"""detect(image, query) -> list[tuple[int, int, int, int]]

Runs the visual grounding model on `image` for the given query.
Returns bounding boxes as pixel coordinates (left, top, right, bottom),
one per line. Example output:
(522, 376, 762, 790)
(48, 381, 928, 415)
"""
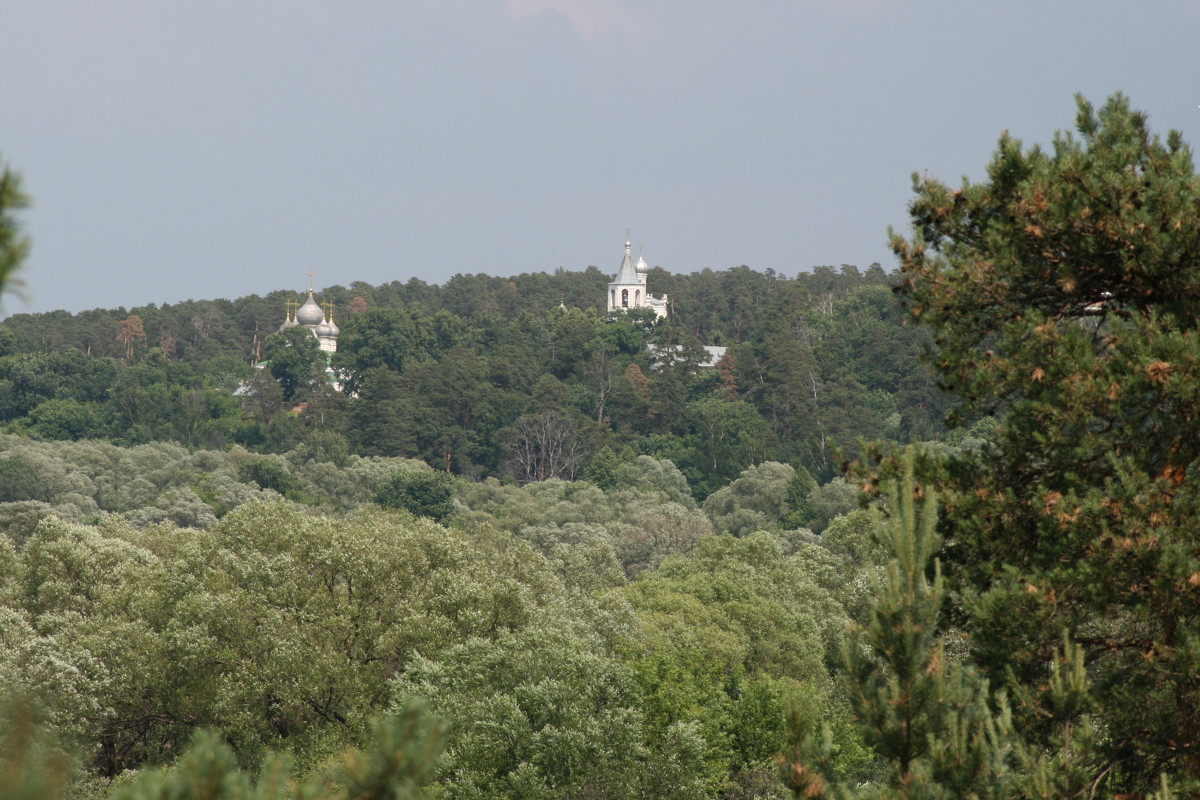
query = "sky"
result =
(2, 0, 1199, 317)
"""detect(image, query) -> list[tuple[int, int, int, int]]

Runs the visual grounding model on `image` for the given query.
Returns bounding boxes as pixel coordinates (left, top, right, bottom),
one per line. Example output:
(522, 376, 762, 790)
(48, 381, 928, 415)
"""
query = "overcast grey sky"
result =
(2, 0, 1198, 316)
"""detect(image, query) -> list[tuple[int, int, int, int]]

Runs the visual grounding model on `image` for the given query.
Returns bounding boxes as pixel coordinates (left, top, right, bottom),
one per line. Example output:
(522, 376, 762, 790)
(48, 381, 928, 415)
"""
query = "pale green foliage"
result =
(0, 501, 577, 779)
(17, 516, 155, 619)
(616, 532, 852, 795)
(455, 467, 714, 578)
(703, 461, 794, 536)
(91, 441, 194, 510)
(0, 437, 441, 531)
(390, 627, 699, 800)
(521, 479, 615, 525)
(0, 606, 109, 748)
(820, 509, 887, 568)
(196, 504, 563, 763)
(123, 487, 220, 529)
(786, 511, 882, 628)
(612, 455, 697, 509)
(517, 522, 627, 591)
(0, 501, 62, 546)
(337, 454, 434, 493)
(192, 470, 282, 518)
(623, 533, 844, 680)
(0, 445, 97, 505)
(614, 499, 712, 577)
(931, 416, 999, 458)
(0, 438, 898, 796)
(454, 477, 548, 530)
(2, 519, 158, 754)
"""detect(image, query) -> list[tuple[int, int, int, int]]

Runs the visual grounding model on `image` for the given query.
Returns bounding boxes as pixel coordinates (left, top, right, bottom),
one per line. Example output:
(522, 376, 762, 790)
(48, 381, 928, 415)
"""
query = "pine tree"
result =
(0, 700, 444, 800)
(779, 450, 1181, 799)
(0, 153, 30, 304)
(892, 93, 1200, 792)
(781, 452, 1015, 800)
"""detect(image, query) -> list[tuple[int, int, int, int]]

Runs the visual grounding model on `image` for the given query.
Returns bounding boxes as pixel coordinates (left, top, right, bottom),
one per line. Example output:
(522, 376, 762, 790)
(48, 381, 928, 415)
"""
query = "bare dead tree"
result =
(191, 307, 223, 344)
(586, 347, 619, 424)
(117, 314, 145, 360)
(507, 410, 585, 484)
(815, 292, 835, 315)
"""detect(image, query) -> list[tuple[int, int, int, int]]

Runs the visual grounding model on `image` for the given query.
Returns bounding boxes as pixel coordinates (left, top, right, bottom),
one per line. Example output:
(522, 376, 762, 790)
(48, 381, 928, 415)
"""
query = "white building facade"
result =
(607, 236, 668, 319)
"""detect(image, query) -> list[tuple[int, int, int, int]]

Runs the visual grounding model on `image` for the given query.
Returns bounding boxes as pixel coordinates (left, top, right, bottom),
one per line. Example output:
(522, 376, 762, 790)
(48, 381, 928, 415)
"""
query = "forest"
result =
(4, 93, 1200, 799)
(0, 254, 942, 496)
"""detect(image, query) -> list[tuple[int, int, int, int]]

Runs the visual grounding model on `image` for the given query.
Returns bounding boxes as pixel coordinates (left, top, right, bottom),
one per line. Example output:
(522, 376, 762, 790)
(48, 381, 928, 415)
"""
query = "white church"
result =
(261, 234, 706, 385)
(278, 287, 339, 353)
(607, 235, 669, 319)
(606, 233, 727, 368)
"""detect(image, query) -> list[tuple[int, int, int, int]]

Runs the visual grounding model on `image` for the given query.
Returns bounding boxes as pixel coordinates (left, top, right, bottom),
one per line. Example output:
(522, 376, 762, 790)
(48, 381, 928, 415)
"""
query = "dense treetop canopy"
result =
(9, 93, 1200, 799)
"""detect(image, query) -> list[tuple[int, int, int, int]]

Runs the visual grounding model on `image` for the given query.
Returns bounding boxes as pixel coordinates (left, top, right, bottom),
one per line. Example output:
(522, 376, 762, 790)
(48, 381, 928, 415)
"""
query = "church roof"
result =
(296, 290, 324, 326)
(611, 239, 641, 285)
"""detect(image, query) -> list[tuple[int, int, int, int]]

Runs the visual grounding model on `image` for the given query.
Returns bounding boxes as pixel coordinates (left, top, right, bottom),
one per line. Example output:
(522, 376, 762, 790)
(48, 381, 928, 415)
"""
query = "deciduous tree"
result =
(261, 325, 324, 402)
(505, 409, 585, 484)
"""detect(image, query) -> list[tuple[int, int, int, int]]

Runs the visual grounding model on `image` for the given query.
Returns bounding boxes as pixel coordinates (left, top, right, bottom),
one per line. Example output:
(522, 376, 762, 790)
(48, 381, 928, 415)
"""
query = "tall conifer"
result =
(892, 93, 1200, 793)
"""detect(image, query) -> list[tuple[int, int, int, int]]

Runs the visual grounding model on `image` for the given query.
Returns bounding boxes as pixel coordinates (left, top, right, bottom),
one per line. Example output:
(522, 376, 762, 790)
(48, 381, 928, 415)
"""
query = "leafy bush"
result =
(238, 456, 304, 499)
(0, 453, 41, 502)
(374, 470, 455, 522)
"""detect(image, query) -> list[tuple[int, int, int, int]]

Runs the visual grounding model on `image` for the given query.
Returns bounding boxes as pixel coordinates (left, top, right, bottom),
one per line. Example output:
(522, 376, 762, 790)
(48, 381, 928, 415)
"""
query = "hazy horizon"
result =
(3, 0, 1198, 317)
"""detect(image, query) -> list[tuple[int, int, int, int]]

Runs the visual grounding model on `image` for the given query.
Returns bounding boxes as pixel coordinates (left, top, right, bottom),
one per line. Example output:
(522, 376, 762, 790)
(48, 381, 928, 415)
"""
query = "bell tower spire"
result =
(606, 229, 669, 319)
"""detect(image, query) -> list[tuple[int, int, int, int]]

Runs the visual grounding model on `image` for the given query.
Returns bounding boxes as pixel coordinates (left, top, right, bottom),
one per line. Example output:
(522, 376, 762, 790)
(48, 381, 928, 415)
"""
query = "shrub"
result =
(374, 470, 455, 522)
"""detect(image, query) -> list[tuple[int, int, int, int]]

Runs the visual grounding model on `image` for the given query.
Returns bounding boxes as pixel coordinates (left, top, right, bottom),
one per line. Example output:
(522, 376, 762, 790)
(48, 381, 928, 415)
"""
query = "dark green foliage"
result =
(0, 452, 41, 502)
(0, 325, 17, 357)
(238, 456, 304, 499)
(0, 698, 444, 800)
(331, 307, 455, 396)
(373, 470, 454, 521)
(781, 455, 1015, 800)
(262, 326, 325, 402)
(0, 350, 117, 418)
(686, 398, 768, 497)
(25, 398, 105, 440)
(889, 93, 1200, 793)
(0, 348, 251, 447)
(581, 445, 621, 489)
(347, 368, 412, 457)
(3, 253, 947, 482)
(782, 465, 818, 529)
